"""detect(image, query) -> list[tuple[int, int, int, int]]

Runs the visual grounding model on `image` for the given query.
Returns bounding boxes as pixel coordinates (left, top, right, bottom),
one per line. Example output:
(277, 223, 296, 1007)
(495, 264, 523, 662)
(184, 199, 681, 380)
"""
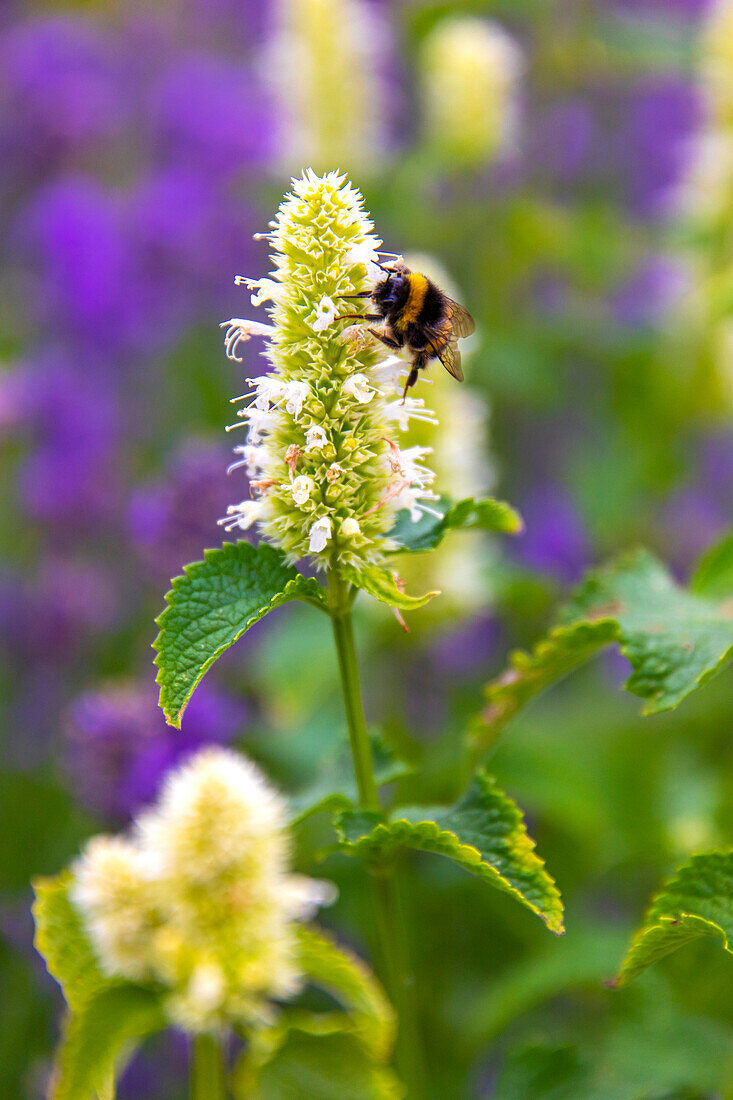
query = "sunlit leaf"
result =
(475, 549, 733, 751)
(692, 531, 733, 600)
(32, 872, 106, 1012)
(614, 851, 733, 987)
(345, 564, 439, 610)
(297, 926, 395, 1061)
(52, 984, 166, 1100)
(387, 495, 522, 554)
(336, 772, 564, 934)
(154, 541, 326, 727)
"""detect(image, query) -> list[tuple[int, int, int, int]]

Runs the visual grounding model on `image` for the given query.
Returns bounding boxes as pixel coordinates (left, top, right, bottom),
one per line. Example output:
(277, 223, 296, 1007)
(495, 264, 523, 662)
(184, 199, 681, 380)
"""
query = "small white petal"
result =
(283, 380, 310, 418)
(218, 500, 263, 531)
(308, 516, 332, 553)
(342, 373, 374, 403)
(291, 475, 315, 506)
(311, 296, 337, 333)
(239, 278, 284, 306)
(305, 425, 328, 451)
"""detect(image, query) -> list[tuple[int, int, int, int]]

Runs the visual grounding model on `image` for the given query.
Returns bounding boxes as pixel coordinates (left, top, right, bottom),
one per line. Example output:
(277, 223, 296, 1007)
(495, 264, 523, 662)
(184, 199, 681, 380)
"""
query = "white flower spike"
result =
(221, 170, 439, 571)
(71, 747, 336, 1032)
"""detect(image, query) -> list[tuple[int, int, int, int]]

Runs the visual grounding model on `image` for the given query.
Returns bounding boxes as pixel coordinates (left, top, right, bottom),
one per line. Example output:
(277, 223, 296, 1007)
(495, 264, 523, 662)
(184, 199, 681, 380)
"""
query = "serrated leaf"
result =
(336, 772, 564, 935)
(53, 984, 166, 1100)
(344, 564, 439, 610)
(296, 926, 395, 1061)
(242, 1030, 403, 1100)
(476, 549, 733, 749)
(154, 541, 325, 727)
(614, 851, 733, 987)
(692, 531, 733, 600)
(32, 872, 107, 1012)
(288, 737, 413, 826)
(387, 495, 522, 554)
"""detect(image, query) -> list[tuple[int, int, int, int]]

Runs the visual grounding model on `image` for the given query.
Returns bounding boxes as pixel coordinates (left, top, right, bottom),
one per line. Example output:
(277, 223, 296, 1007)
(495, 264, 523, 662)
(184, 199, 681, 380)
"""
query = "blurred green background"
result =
(2, 0, 733, 1095)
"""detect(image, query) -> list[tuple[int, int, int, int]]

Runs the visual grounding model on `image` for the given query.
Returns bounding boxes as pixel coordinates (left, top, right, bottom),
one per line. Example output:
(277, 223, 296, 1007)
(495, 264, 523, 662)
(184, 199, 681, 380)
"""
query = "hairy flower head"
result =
(221, 170, 440, 572)
(71, 747, 335, 1031)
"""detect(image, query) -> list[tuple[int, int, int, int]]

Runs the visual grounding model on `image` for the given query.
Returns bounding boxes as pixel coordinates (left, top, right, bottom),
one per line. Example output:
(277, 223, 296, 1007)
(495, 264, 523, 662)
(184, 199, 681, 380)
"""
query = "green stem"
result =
(190, 1032, 227, 1100)
(328, 569, 427, 1097)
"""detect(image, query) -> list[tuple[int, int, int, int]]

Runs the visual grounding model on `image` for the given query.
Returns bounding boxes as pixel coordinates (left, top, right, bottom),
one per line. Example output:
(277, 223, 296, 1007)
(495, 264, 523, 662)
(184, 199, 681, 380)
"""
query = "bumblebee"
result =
(337, 261, 475, 399)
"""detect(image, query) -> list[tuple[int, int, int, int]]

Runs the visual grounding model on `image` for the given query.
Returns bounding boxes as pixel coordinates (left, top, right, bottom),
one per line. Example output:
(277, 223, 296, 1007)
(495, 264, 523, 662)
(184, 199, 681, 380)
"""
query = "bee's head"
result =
(373, 262, 410, 310)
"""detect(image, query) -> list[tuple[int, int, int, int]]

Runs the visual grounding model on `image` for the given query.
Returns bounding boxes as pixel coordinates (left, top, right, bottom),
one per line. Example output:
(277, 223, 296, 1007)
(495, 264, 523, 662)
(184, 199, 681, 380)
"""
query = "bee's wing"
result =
(444, 297, 475, 339)
(434, 336, 464, 382)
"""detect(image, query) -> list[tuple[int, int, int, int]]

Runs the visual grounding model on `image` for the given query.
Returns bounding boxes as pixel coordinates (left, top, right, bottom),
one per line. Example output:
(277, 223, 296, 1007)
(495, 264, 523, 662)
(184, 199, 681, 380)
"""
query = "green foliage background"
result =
(4, 0, 733, 1096)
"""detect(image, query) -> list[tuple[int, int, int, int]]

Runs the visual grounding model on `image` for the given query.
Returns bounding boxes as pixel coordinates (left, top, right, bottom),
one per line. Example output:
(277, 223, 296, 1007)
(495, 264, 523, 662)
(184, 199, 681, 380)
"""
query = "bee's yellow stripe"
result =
(398, 273, 428, 327)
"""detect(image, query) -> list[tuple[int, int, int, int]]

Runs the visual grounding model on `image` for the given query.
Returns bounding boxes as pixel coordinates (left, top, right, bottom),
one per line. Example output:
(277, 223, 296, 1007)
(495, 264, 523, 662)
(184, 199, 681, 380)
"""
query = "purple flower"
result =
(8, 352, 121, 527)
(659, 485, 728, 574)
(430, 616, 503, 680)
(0, 557, 119, 664)
(149, 51, 274, 179)
(610, 255, 690, 328)
(514, 484, 590, 584)
(0, 15, 128, 164)
(66, 679, 247, 822)
(129, 167, 261, 330)
(13, 176, 146, 356)
(127, 440, 236, 582)
(618, 76, 701, 219)
(532, 99, 595, 183)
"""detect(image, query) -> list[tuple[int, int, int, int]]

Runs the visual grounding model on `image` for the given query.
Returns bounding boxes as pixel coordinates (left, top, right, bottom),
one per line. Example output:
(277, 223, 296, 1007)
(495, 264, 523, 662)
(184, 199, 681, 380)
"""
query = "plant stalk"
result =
(328, 569, 427, 1097)
(190, 1032, 227, 1100)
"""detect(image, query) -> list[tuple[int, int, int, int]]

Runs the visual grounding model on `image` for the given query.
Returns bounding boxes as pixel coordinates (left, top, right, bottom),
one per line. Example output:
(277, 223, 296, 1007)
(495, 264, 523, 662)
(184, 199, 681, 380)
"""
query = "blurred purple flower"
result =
(659, 485, 727, 573)
(119, 1031, 189, 1100)
(127, 440, 235, 582)
(618, 76, 701, 219)
(7, 353, 121, 527)
(66, 679, 247, 822)
(607, 0, 712, 19)
(431, 616, 503, 680)
(532, 99, 595, 183)
(514, 484, 590, 584)
(149, 51, 274, 179)
(129, 167, 259, 327)
(0, 16, 127, 165)
(0, 556, 119, 664)
(14, 176, 147, 356)
(610, 255, 690, 328)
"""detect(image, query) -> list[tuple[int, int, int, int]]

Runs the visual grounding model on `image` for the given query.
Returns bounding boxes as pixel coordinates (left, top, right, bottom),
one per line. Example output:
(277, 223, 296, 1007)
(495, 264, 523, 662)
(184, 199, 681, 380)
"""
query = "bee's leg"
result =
(401, 367, 420, 403)
(336, 293, 372, 299)
(335, 313, 383, 322)
(366, 326, 402, 351)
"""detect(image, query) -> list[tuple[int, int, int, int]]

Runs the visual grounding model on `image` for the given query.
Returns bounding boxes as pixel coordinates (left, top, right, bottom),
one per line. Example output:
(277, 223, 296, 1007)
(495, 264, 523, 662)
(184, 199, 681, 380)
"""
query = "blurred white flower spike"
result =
(72, 747, 336, 1032)
(220, 169, 439, 573)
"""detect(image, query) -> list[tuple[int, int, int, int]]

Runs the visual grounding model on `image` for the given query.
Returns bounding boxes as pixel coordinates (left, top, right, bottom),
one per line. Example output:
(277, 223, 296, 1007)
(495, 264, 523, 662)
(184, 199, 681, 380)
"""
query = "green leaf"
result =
(344, 564, 439, 611)
(52, 984, 166, 1100)
(692, 531, 733, 600)
(614, 851, 733, 987)
(154, 541, 325, 727)
(32, 872, 106, 1012)
(240, 1029, 402, 1100)
(387, 495, 522, 554)
(336, 772, 564, 935)
(288, 736, 413, 826)
(475, 549, 733, 749)
(296, 926, 396, 1061)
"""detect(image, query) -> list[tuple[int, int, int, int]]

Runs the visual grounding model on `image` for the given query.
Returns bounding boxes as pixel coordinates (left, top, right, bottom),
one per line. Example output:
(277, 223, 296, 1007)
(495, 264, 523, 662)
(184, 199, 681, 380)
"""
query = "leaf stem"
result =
(328, 568, 427, 1097)
(190, 1032, 227, 1100)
